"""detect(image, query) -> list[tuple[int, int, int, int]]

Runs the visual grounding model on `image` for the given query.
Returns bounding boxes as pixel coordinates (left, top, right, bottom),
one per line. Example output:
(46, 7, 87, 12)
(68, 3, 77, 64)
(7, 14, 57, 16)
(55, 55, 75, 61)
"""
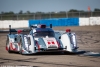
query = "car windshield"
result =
(34, 31, 55, 37)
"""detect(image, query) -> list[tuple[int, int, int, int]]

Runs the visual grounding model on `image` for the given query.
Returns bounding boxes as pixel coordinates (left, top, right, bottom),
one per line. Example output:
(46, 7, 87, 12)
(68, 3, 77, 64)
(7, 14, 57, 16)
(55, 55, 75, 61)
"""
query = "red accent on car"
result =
(36, 41, 40, 51)
(66, 29, 71, 32)
(39, 24, 46, 28)
(17, 30, 22, 34)
(48, 42, 51, 44)
(6, 46, 8, 51)
(10, 43, 17, 51)
(52, 41, 55, 44)
(57, 41, 60, 48)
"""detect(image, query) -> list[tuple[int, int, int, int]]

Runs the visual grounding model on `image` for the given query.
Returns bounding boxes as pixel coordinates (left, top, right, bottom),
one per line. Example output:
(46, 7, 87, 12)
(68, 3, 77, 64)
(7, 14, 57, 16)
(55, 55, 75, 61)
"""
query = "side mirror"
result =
(59, 36, 61, 39)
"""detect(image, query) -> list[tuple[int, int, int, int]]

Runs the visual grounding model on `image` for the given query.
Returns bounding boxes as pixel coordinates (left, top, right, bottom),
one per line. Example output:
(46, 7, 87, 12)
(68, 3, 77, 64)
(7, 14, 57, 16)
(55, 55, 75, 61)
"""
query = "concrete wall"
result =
(29, 18, 79, 27)
(0, 17, 100, 29)
(79, 17, 100, 26)
(79, 18, 89, 26)
(0, 20, 28, 29)
(89, 17, 100, 25)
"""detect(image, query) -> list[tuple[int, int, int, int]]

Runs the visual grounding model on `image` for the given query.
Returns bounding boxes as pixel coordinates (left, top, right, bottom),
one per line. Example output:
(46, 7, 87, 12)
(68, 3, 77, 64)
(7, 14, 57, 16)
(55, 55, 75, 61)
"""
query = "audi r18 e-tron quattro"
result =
(6, 24, 78, 54)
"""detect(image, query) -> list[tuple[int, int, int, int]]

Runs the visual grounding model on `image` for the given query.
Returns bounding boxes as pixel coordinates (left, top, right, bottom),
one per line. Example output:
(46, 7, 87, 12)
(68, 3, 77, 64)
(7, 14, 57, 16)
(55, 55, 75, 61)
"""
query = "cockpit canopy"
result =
(33, 31, 55, 37)
(31, 24, 55, 37)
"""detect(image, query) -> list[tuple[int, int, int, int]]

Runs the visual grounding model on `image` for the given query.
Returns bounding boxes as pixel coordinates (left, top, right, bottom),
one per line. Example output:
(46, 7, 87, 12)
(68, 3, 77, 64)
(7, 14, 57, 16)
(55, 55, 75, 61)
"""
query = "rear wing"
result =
(9, 25, 31, 35)
(9, 24, 52, 34)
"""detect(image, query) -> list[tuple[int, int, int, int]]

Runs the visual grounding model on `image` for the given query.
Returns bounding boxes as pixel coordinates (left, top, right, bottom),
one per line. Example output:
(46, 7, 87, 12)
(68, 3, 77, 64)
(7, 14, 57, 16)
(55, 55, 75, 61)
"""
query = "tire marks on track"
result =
(76, 31, 100, 45)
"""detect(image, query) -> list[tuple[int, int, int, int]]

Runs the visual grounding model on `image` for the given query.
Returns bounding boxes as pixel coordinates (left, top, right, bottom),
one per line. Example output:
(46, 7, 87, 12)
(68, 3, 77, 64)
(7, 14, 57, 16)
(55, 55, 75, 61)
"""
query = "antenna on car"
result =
(9, 25, 11, 35)
(50, 24, 52, 28)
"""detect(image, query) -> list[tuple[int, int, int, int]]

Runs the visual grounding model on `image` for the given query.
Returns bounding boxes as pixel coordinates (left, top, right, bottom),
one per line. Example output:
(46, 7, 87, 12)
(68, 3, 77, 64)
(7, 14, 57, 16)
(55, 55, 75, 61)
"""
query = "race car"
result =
(6, 24, 79, 54)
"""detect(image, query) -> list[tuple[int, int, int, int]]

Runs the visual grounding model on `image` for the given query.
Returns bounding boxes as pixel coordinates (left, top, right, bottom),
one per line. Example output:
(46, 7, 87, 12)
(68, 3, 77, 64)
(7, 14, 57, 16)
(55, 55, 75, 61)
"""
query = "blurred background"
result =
(0, 9, 100, 20)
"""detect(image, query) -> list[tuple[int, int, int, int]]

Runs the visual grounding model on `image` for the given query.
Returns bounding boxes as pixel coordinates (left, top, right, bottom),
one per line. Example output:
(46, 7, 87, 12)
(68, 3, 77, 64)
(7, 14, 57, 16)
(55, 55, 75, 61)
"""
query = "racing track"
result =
(0, 26, 100, 67)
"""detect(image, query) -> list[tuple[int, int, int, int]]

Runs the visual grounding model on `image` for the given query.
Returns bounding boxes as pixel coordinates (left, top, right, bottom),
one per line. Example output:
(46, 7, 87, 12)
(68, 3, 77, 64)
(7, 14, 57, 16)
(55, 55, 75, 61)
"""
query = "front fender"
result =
(60, 32, 78, 52)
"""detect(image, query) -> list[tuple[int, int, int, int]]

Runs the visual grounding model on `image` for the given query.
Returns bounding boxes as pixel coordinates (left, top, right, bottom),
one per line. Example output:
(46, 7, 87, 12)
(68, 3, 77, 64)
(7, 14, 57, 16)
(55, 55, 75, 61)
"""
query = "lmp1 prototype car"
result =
(6, 24, 79, 54)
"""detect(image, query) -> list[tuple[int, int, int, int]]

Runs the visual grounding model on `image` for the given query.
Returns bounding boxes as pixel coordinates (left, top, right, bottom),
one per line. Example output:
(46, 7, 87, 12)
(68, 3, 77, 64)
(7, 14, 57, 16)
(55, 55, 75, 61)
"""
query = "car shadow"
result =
(9, 51, 79, 56)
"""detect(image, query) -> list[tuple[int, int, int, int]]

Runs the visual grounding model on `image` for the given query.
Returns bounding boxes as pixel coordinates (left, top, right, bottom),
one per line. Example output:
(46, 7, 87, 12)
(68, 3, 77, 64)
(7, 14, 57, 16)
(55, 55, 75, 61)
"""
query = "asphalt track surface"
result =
(0, 26, 100, 67)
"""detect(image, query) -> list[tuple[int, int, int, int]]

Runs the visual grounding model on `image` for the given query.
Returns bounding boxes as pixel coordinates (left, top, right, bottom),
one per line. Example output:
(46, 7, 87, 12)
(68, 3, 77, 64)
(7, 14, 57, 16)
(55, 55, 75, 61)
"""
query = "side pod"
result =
(60, 33, 78, 52)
